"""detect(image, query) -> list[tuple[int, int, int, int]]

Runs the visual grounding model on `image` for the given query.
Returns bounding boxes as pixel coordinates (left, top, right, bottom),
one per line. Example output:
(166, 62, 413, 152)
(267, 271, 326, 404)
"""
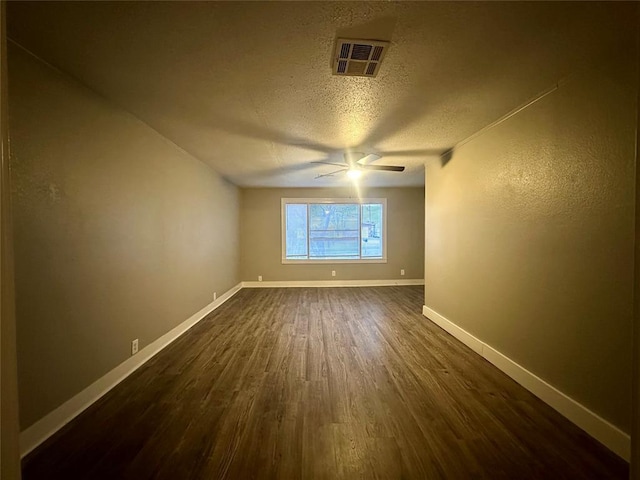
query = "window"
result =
(282, 198, 387, 263)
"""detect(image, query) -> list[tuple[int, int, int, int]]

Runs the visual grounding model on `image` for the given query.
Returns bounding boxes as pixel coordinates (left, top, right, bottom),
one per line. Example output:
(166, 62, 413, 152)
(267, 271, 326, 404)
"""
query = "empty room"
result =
(1, 1, 639, 479)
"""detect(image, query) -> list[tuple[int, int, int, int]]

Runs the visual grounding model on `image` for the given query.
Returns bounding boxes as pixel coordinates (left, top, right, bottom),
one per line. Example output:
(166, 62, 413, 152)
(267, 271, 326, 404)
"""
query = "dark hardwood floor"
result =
(22, 286, 627, 479)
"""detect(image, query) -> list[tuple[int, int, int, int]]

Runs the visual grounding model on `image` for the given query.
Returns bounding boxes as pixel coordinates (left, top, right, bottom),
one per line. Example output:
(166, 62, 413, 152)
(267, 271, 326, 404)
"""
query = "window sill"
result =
(282, 258, 388, 265)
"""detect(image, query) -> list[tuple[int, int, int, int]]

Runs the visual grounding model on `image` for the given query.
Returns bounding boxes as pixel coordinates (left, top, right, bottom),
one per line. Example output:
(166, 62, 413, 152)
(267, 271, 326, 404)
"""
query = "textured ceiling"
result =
(7, 1, 633, 187)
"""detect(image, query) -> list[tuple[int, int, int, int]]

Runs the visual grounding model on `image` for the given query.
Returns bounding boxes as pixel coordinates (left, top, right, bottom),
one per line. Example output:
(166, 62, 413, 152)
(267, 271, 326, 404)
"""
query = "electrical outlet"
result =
(258, 275, 263, 282)
(213, 292, 217, 301)
(400, 269, 405, 276)
(131, 339, 139, 356)
(331, 270, 336, 277)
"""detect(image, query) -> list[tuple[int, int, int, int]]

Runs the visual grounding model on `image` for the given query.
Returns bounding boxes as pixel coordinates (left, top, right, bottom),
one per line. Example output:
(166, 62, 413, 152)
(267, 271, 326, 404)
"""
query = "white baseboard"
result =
(19, 282, 243, 458)
(422, 305, 630, 461)
(242, 279, 425, 288)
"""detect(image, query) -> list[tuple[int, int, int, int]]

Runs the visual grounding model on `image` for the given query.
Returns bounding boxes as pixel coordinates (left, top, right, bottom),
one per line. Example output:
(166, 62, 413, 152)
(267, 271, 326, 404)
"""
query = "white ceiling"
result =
(7, 1, 632, 187)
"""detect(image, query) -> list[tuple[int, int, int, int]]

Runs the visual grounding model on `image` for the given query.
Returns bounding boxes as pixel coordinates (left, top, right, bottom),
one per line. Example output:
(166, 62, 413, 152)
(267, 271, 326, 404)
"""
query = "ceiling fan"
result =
(312, 152, 405, 179)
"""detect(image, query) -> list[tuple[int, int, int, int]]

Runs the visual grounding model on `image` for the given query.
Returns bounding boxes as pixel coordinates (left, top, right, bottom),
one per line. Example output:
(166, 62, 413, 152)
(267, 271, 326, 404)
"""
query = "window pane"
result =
(285, 204, 308, 258)
(309, 204, 359, 259)
(361, 203, 383, 258)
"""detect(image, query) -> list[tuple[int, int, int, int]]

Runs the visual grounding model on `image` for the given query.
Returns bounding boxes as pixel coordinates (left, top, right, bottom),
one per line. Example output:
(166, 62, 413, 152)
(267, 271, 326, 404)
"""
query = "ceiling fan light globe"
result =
(346, 169, 362, 179)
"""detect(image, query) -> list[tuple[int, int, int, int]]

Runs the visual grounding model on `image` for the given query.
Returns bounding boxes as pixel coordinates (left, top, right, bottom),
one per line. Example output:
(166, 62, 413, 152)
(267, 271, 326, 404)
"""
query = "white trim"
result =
(243, 279, 424, 288)
(281, 258, 387, 265)
(19, 282, 243, 458)
(422, 305, 631, 461)
(280, 197, 387, 204)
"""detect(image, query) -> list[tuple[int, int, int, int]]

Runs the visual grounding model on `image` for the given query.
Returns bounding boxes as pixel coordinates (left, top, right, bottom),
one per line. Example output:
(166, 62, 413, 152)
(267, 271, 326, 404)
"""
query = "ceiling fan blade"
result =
(357, 153, 381, 165)
(315, 168, 347, 179)
(311, 160, 349, 168)
(377, 149, 448, 157)
(361, 164, 405, 172)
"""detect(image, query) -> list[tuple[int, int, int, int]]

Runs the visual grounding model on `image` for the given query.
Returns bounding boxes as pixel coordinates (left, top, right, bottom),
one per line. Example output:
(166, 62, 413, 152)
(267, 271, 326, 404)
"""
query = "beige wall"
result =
(240, 187, 424, 282)
(8, 44, 240, 429)
(425, 49, 636, 431)
(1, 3, 22, 478)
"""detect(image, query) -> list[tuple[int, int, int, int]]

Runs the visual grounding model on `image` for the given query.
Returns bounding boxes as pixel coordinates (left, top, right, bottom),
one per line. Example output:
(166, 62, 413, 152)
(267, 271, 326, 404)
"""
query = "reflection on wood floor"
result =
(22, 286, 628, 479)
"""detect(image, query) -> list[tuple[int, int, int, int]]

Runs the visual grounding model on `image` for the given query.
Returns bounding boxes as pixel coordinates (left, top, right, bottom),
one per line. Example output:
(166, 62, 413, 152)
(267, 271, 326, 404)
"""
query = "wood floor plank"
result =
(22, 286, 628, 479)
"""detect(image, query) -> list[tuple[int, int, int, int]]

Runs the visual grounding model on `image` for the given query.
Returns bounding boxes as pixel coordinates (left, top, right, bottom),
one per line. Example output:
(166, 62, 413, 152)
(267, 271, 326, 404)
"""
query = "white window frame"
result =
(281, 198, 387, 264)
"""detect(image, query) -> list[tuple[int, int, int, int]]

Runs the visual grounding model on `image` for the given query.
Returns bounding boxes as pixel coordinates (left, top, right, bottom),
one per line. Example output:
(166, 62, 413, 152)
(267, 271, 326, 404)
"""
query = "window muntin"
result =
(282, 198, 386, 263)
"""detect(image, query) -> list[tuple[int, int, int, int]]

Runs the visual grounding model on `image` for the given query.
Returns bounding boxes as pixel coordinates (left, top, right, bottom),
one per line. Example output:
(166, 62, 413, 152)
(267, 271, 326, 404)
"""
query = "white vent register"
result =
(333, 38, 390, 78)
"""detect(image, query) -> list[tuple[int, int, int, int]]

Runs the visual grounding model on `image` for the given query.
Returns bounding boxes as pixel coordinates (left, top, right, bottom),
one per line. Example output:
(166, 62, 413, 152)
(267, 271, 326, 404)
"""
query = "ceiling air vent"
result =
(333, 38, 390, 78)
